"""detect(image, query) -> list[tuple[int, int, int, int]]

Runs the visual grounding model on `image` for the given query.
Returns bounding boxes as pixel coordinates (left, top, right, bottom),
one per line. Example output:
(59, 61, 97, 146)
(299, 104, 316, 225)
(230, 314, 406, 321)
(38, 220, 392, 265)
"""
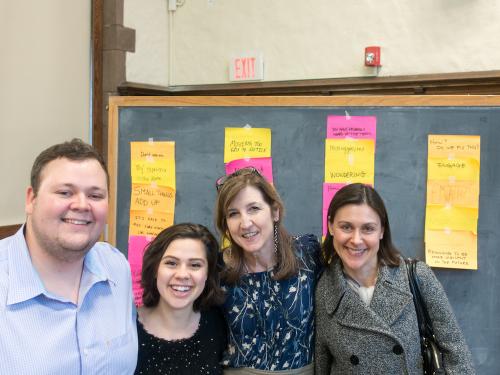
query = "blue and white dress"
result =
(221, 234, 322, 371)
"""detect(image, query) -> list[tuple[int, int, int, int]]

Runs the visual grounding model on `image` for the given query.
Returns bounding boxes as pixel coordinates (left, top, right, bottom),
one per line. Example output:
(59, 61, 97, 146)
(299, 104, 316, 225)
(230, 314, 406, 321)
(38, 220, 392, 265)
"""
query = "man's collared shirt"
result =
(0, 227, 138, 375)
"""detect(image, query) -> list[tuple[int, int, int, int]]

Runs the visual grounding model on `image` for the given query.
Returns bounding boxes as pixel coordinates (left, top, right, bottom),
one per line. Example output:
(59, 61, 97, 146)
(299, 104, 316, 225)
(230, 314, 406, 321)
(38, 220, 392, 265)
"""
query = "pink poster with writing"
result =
(322, 183, 346, 236)
(128, 235, 153, 306)
(326, 115, 377, 142)
(225, 157, 273, 183)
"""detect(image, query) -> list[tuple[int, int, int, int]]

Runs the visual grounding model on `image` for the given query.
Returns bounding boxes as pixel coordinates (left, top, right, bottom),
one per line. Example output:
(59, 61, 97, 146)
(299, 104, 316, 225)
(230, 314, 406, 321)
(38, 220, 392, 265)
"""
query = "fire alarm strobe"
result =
(365, 46, 381, 67)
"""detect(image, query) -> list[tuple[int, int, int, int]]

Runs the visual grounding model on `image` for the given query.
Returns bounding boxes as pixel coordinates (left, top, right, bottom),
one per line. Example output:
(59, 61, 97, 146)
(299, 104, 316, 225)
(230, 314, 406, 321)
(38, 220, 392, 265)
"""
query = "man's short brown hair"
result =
(30, 139, 108, 195)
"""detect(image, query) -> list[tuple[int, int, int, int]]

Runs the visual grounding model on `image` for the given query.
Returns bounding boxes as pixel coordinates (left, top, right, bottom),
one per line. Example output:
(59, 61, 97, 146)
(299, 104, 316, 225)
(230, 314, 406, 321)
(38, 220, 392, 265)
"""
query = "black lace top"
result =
(134, 307, 227, 375)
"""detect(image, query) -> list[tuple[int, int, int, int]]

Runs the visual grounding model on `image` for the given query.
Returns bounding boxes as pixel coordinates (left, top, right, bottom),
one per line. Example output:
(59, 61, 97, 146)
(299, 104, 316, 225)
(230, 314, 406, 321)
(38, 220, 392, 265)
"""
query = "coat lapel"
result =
(370, 263, 414, 326)
(323, 260, 414, 341)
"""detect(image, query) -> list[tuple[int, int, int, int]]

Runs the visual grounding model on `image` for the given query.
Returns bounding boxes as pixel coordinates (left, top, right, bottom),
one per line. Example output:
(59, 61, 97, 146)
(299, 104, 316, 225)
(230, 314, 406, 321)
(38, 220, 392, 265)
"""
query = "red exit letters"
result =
(229, 54, 263, 81)
(234, 57, 255, 80)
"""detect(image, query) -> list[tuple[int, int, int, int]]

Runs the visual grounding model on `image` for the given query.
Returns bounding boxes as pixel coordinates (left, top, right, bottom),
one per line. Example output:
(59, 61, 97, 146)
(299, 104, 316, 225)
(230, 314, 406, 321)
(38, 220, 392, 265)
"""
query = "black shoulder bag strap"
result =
(405, 258, 446, 375)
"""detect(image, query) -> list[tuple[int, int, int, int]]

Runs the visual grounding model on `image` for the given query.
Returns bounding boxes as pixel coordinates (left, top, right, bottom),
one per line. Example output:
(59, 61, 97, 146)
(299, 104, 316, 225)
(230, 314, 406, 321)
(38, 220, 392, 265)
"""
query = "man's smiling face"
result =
(25, 157, 108, 262)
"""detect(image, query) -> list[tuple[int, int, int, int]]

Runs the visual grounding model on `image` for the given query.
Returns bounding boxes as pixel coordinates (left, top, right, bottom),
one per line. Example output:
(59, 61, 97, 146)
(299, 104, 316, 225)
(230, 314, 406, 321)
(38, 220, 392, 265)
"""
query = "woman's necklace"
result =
(243, 262, 252, 274)
(243, 255, 276, 273)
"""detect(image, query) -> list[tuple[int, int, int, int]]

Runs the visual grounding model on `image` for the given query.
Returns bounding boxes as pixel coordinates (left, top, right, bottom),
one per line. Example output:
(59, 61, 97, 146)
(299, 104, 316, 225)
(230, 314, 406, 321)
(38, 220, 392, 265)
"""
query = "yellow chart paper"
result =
(427, 157, 479, 181)
(426, 180, 479, 208)
(428, 135, 480, 158)
(129, 210, 175, 237)
(425, 230, 477, 270)
(130, 142, 176, 188)
(425, 135, 480, 269)
(129, 141, 176, 238)
(131, 160, 176, 187)
(130, 184, 175, 213)
(425, 205, 478, 233)
(130, 141, 175, 160)
(224, 127, 271, 163)
(325, 139, 375, 184)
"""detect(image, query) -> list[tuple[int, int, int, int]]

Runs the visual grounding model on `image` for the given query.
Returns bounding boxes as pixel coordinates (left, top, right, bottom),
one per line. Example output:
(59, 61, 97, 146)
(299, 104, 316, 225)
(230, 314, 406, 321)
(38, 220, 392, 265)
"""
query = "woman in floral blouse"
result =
(214, 167, 322, 375)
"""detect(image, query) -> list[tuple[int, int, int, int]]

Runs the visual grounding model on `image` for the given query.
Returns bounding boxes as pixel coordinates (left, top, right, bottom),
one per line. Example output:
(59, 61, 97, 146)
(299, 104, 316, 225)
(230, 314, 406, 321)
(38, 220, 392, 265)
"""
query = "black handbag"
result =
(405, 258, 446, 375)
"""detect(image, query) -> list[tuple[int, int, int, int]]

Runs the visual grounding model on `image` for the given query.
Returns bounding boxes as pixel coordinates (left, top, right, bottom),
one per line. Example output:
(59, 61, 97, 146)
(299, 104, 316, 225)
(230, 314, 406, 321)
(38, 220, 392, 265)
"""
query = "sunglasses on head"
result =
(215, 167, 262, 192)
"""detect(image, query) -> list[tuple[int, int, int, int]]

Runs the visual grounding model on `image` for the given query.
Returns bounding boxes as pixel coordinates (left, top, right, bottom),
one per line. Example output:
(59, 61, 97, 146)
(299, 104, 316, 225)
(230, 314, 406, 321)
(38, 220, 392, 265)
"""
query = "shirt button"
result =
(393, 344, 404, 355)
(350, 355, 359, 365)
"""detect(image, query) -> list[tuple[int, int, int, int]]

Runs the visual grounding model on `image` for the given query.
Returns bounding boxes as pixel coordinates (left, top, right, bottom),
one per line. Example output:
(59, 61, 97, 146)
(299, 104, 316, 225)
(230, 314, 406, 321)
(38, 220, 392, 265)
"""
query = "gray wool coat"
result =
(315, 257, 474, 375)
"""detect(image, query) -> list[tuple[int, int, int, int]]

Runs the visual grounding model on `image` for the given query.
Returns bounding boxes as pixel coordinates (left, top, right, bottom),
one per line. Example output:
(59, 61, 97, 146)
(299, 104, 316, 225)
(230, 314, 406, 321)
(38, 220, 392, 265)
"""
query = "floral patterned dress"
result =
(221, 234, 321, 371)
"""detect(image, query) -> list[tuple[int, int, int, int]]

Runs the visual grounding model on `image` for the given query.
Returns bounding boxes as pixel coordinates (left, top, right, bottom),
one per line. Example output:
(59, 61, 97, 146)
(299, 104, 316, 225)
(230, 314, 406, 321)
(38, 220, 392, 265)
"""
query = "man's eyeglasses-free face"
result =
(215, 167, 262, 192)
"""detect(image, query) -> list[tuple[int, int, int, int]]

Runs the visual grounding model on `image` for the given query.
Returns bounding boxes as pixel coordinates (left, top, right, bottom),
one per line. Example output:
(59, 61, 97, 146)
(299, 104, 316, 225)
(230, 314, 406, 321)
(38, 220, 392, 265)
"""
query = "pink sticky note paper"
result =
(131, 268, 143, 307)
(322, 183, 346, 236)
(128, 235, 152, 265)
(326, 115, 377, 141)
(128, 235, 153, 307)
(225, 157, 273, 183)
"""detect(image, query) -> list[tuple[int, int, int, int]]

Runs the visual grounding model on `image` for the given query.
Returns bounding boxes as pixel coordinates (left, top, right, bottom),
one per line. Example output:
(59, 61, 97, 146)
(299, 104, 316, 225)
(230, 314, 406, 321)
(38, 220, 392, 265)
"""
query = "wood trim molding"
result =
(108, 94, 500, 108)
(92, 0, 104, 155)
(118, 70, 500, 96)
(0, 224, 22, 240)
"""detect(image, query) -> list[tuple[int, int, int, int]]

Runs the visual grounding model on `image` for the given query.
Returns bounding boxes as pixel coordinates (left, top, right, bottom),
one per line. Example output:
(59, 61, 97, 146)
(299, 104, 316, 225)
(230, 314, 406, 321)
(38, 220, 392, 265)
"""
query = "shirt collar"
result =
(7, 226, 46, 305)
(83, 244, 116, 286)
(7, 226, 114, 306)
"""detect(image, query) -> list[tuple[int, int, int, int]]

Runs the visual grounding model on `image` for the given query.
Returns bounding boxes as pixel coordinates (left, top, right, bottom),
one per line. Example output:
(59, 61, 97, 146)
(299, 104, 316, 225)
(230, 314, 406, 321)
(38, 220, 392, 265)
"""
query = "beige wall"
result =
(0, 0, 90, 225)
(124, 0, 168, 86)
(125, 0, 500, 86)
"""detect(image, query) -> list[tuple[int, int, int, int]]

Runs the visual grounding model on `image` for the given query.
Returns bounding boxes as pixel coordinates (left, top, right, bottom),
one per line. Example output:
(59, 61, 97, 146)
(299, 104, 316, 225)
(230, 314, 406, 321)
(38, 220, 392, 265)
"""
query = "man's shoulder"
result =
(86, 242, 132, 286)
(91, 241, 124, 255)
(89, 242, 130, 272)
(0, 235, 19, 301)
(0, 237, 9, 261)
(0, 233, 21, 264)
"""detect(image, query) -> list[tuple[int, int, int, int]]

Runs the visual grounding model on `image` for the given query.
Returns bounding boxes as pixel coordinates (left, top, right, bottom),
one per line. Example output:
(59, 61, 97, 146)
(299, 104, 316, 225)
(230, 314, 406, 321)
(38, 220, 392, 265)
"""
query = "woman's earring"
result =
(274, 221, 279, 254)
(224, 233, 232, 258)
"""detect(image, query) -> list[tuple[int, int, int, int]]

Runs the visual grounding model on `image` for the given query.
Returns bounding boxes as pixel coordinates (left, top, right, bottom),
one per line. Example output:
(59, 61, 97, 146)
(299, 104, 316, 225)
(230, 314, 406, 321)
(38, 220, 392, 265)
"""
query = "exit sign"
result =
(229, 54, 264, 82)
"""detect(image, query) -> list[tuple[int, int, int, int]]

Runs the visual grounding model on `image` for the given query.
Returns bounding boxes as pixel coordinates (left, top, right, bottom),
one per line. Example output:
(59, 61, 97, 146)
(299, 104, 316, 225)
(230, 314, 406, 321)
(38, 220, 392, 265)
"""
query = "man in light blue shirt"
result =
(0, 139, 138, 374)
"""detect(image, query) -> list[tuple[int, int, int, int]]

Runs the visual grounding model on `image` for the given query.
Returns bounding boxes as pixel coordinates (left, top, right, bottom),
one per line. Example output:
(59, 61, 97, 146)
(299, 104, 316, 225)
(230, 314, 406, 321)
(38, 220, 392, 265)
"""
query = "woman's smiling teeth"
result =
(171, 285, 191, 292)
(345, 246, 367, 254)
(242, 231, 258, 239)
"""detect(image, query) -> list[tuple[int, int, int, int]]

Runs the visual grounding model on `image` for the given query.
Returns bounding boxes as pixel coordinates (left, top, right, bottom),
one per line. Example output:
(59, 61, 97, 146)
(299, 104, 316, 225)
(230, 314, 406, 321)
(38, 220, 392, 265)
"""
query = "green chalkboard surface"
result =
(108, 96, 500, 373)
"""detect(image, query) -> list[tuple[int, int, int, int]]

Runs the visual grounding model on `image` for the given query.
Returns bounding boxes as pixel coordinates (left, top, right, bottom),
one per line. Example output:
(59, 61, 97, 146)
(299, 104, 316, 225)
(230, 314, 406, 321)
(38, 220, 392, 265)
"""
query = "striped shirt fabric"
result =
(0, 227, 138, 375)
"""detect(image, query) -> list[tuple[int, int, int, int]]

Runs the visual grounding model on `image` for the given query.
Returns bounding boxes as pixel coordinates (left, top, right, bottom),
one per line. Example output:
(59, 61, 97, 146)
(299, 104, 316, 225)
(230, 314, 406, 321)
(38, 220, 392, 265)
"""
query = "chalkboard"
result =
(108, 95, 500, 374)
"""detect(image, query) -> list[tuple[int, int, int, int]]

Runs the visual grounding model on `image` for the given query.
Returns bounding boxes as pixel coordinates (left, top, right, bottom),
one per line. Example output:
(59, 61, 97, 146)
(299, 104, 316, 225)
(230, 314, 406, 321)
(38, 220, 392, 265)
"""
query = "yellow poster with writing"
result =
(129, 141, 176, 238)
(425, 135, 480, 270)
(425, 230, 477, 270)
(130, 141, 176, 188)
(129, 210, 175, 237)
(224, 127, 271, 163)
(426, 180, 479, 208)
(130, 184, 175, 214)
(427, 157, 479, 181)
(428, 135, 480, 158)
(324, 139, 375, 184)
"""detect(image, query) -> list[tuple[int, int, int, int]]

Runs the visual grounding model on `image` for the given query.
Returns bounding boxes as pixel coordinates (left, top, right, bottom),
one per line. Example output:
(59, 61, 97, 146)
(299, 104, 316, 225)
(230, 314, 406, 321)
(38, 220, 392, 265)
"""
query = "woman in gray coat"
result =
(315, 183, 474, 374)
